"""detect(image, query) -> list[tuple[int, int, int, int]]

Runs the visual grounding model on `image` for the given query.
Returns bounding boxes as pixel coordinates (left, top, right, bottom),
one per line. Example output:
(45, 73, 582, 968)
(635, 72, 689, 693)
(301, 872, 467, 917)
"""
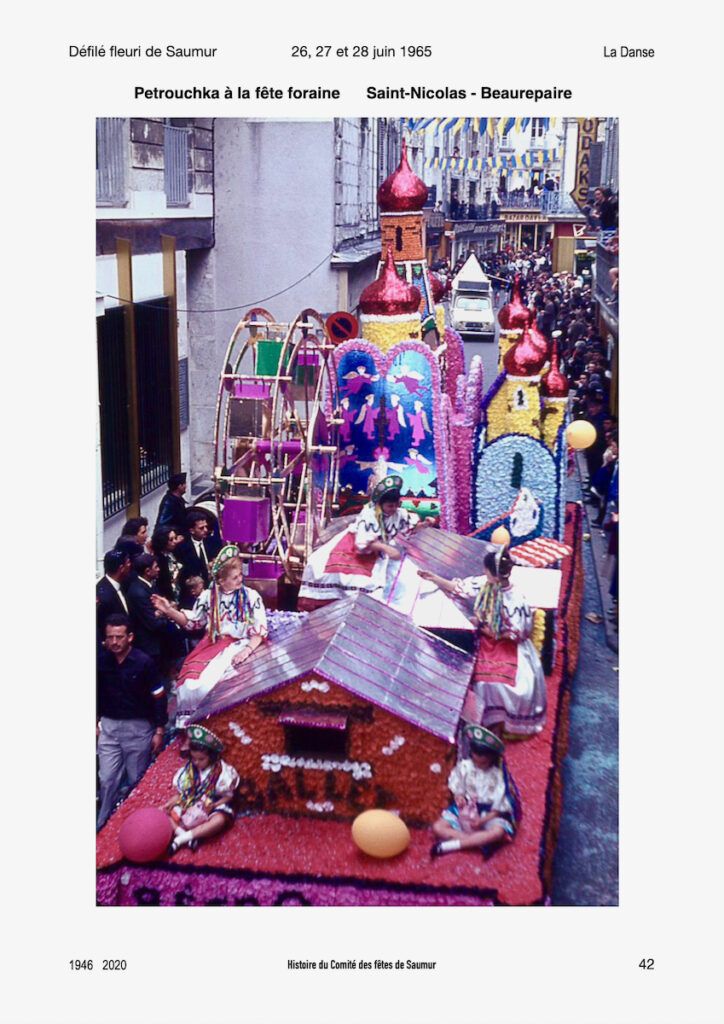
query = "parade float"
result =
(97, 140, 584, 906)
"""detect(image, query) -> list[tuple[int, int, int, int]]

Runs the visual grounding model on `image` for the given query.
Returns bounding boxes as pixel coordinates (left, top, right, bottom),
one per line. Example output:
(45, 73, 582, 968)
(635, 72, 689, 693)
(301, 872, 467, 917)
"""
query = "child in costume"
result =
(418, 547, 546, 736)
(152, 544, 267, 723)
(299, 474, 428, 606)
(164, 725, 239, 854)
(431, 724, 520, 858)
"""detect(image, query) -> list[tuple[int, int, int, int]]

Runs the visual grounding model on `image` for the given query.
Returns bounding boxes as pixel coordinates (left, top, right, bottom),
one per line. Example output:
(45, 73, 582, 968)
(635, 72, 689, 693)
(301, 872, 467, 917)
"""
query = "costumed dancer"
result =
(164, 725, 239, 854)
(431, 724, 520, 858)
(418, 548, 546, 736)
(151, 544, 267, 723)
(298, 474, 428, 606)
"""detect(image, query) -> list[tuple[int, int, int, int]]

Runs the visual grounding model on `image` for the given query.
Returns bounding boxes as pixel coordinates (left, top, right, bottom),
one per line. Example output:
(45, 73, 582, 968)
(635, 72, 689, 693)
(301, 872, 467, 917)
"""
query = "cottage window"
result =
(279, 711, 348, 761)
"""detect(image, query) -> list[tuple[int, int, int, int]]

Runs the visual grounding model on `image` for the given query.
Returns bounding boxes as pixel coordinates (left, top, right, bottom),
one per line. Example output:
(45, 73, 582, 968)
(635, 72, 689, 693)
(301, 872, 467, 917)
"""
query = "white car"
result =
(451, 293, 496, 340)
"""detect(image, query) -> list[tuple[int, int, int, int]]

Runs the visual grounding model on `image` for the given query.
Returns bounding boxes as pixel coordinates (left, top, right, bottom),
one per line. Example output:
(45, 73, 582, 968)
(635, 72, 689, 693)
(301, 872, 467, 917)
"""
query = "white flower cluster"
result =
(229, 721, 253, 745)
(381, 735, 406, 756)
(260, 753, 373, 780)
(429, 763, 442, 774)
(305, 800, 335, 813)
(300, 680, 330, 693)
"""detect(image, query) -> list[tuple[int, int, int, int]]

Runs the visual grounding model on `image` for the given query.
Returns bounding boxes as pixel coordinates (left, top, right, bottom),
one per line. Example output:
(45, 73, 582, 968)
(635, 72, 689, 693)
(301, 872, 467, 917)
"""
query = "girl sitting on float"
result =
(431, 724, 520, 858)
(164, 725, 239, 855)
(418, 547, 546, 736)
(298, 473, 431, 608)
(151, 543, 267, 723)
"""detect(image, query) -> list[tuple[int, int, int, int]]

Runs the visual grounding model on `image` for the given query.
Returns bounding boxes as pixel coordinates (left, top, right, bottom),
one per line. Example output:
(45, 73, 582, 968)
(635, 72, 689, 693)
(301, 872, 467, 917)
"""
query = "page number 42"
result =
(638, 958, 655, 970)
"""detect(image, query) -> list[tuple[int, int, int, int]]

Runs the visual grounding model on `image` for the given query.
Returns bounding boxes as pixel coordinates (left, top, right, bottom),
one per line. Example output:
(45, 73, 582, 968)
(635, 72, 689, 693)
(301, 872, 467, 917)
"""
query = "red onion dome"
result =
(528, 315, 550, 362)
(429, 272, 445, 303)
(378, 138, 428, 213)
(541, 338, 569, 397)
(498, 273, 533, 330)
(503, 323, 548, 377)
(360, 246, 422, 316)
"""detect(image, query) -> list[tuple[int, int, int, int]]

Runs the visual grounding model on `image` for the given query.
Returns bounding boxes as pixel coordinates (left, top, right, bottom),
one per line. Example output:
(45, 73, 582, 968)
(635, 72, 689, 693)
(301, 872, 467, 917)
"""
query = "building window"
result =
(530, 118, 546, 144)
(395, 226, 403, 251)
(96, 117, 127, 206)
(164, 121, 190, 207)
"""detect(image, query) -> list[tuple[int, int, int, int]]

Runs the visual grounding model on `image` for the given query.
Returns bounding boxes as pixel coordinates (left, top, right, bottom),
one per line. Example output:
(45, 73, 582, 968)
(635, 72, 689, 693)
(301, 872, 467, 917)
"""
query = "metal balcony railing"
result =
(594, 239, 619, 314)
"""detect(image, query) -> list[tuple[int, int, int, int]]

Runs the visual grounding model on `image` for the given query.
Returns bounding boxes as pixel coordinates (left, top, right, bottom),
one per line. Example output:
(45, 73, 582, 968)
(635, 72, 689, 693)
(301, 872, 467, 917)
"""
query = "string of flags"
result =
(424, 149, 559, 171)
(403, 117, 556, 136)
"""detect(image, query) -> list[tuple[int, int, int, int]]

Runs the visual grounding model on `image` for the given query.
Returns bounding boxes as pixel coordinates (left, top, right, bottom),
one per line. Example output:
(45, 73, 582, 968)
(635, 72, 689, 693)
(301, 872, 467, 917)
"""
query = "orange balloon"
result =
(491, 526, 511, 547)
(566, 419, 597, 450)
(351, 810, 410, 859)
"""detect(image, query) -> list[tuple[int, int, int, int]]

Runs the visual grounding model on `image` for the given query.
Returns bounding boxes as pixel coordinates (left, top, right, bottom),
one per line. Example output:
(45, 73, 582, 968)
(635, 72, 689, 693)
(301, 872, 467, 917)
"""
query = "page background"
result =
(5, 2, 723, 1021)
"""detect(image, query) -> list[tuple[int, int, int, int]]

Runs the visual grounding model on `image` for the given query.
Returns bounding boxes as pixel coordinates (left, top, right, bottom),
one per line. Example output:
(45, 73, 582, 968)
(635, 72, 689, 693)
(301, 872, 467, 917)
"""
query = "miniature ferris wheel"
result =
(213, 307, 340, 585)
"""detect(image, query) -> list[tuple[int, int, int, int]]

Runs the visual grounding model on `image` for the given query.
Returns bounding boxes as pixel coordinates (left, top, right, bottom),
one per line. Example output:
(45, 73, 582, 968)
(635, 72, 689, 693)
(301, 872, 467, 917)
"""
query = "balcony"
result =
(594, 237, 619, 324)
(499, 193, 541, 209)
(448, 202, 501, 222)
(539, 192, 581, 215)
(423, 208, 445, 229)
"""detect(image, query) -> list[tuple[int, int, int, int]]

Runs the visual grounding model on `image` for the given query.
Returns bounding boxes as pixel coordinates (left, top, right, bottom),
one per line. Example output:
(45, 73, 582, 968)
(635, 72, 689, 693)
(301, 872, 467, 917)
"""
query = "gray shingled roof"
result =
(400, 528, 495, 581)
(191, 592, 473, 742)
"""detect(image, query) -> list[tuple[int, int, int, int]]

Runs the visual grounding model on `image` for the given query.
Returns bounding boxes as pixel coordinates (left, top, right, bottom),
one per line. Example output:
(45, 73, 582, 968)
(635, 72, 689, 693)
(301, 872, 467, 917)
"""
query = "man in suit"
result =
(126, 553, 168, 663)
(176, 510, 221, 605)
(96, 549, 132, 642)
(155, 472, 188, 533)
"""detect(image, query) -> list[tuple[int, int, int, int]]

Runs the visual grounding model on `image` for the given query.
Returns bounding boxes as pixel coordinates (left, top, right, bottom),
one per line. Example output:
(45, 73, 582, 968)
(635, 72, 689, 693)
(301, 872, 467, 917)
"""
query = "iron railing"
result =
(97, 309, 131, 519)
(134, 298, 174, 497)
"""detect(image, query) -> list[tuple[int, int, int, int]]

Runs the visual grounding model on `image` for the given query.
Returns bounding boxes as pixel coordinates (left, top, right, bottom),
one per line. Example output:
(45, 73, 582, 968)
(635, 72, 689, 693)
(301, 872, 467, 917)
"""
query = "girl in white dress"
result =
(152, 544, 267, 722)
(419, 547, 546, 736)
(299, 474, 425, 606)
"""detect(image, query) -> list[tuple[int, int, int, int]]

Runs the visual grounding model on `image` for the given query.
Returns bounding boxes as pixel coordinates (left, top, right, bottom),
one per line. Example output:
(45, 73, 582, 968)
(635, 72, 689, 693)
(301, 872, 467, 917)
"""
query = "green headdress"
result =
(464, 724, 505, 757)
(186, 724, 224, 754)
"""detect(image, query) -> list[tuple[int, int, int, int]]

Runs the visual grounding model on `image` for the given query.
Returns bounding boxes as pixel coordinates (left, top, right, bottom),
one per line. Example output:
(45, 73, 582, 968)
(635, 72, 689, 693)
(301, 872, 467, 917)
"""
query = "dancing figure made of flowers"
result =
(298, 474, 432, 607)
(164, 725, 240, 855)
(152, 544, 267, 723)
(418, 547, 546, 736)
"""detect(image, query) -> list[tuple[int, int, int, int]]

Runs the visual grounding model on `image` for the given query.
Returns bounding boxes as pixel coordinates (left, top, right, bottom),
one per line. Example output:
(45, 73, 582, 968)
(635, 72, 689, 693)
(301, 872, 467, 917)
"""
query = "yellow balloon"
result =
(351, 809, 411, 859)
(491, 526, 511, 547)
(566, 419, 597, 450)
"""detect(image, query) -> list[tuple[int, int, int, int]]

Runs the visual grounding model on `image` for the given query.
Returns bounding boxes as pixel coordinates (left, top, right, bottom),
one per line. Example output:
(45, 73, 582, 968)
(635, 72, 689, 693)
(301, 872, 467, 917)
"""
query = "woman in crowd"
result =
(150, 525, 185, 605)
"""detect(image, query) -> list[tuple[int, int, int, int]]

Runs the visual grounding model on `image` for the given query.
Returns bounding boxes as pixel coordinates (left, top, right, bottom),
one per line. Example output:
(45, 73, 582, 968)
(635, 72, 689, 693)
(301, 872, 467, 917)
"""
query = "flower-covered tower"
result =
(377, 139, 436, 335)
(486, 323, 547, 443)
(471, 312, 569, 544)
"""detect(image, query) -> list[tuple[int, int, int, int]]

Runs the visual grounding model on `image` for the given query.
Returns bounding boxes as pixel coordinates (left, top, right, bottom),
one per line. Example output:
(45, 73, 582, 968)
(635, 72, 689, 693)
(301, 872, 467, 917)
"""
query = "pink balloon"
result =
(119, 808, 173, 863)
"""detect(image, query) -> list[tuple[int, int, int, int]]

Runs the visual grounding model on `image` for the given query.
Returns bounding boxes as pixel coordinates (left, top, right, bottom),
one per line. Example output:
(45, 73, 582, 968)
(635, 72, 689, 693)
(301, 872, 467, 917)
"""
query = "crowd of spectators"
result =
(95, 473, 223, 828)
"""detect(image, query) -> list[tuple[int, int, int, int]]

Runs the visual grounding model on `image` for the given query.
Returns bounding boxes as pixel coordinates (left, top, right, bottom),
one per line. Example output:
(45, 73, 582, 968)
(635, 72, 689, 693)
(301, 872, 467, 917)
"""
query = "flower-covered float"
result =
(97, 139, 585, 907)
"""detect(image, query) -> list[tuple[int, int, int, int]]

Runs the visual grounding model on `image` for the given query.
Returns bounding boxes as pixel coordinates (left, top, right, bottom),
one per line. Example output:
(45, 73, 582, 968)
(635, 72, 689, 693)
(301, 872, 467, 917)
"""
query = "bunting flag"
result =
(404, 117, 556, 136)
(423, 149, 559, 170)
